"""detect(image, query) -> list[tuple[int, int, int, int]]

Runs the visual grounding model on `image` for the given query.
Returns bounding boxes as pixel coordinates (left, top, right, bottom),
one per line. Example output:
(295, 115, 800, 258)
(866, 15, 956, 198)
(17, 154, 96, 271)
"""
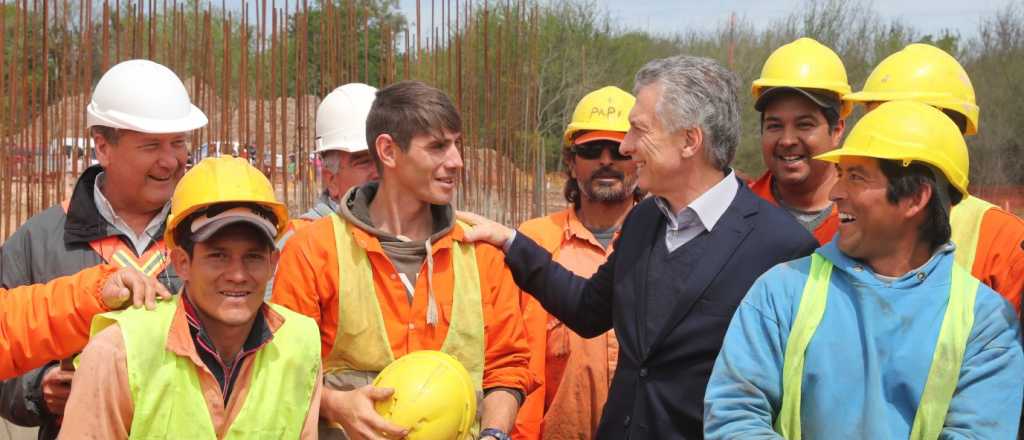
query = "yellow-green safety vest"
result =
(90, 297, 321, 439)
(775, 253, 979, 440)
(949, 195, 996, 273)
(323, 214, 486, 435)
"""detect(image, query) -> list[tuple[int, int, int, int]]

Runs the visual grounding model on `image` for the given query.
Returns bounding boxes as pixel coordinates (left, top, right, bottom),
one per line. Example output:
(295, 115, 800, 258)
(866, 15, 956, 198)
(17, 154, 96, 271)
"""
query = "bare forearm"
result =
(480, 389, 520, 433)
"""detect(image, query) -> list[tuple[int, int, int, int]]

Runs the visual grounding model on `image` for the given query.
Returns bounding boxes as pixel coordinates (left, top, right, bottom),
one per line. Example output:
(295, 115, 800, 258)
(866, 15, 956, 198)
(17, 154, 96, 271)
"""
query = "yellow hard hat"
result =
(563, 86, 635, 145)
(845, 43, 979, 135)
(815, 100, 969, 198)
(372, 351, 477, 439)
(165, 157, 288, 248)
(752, 37, 853, 118)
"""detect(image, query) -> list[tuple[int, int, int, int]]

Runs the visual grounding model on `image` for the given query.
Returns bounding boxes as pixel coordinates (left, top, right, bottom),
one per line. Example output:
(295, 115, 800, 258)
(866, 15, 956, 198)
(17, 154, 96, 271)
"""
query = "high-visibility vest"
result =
(949, 195, 996, 273)
(89, 298, 320, 439)
(775, 254, 978, 440)
(323, 213, 485, 436)
(62, 199, 171, 277)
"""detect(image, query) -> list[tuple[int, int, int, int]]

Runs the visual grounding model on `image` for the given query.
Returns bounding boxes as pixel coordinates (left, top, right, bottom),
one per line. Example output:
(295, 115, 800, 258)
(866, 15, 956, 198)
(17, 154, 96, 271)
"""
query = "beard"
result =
(579, 166, 637, 203)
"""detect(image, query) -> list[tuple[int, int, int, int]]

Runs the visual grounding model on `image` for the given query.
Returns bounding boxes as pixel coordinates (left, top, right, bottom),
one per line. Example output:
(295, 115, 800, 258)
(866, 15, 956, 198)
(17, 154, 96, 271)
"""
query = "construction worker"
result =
(513, 86, 639, 440)
(272, 80, 535, 440)
(845, 43, 1024, 312)
(704, 101, 1023, 438)
(265, 83, 380, 300)
(0, 265, 170, 380)
(59, 157, 323, 438)
(286, 83, 379, 238)
(0, 58, 207, 439)
(750, 38, 849, 245)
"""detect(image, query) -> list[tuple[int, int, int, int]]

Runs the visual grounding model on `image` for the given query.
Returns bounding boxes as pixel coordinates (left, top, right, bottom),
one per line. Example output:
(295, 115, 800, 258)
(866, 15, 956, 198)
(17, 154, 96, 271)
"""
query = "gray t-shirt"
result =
(771, 182, 833, 233)
(588, 225, 618, 249)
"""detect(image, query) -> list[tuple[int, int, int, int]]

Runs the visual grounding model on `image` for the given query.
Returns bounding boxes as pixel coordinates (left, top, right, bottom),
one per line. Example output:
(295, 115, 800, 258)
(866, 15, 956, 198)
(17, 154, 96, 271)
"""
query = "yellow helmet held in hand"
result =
(845, 43, 979, 135)
(752, 37, 853, 118)
(815, 100, 969, 198)
(372, 351, 477, 439)
(165, 156, 289, 248)
(563, 86, 635, 145)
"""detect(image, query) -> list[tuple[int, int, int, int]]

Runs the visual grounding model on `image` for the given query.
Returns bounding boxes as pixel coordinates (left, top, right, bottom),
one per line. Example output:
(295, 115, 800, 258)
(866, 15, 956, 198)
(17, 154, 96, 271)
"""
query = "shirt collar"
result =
(563, 208, 614, 250)
(654, 169, 739, 232)
(181, 291, 273, 354)
(818, 240, 956, 287)
(93, 172, 171, 254)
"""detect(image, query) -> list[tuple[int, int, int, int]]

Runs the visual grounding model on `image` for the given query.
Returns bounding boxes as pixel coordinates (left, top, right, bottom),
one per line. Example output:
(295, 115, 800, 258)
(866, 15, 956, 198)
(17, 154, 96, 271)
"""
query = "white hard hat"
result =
(86, 59, 208, 133)
(315, 83, 378, 154)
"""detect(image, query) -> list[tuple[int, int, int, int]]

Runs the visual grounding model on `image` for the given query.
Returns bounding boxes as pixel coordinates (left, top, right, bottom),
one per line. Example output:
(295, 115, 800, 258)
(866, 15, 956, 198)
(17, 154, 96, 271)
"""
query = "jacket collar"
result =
(167, 292, 283, 363)
(63, 165, 169, 246)
(63, 165, 118, 244)
(816, 240, 955, 289)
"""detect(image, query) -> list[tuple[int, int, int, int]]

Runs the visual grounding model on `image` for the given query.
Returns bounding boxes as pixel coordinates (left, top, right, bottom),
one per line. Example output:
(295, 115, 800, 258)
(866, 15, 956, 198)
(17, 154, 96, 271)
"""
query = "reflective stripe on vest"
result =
(775, 254, 978, 440)
(95, 237, 169, 277)
(324, 213, 485, 438)
(89, 298, 320, 439)
(61, 199, 170, 277)
(949, 195, 996, 273)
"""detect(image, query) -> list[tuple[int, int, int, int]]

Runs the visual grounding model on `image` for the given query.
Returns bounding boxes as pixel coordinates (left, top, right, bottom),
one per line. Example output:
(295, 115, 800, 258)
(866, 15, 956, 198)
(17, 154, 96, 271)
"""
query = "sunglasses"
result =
(571, 142, 629, 161)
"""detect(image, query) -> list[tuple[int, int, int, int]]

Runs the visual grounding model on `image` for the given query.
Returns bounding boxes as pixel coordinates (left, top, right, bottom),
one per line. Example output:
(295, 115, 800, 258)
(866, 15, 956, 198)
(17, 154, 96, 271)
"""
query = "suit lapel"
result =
(644, 188, 757, 357)
(627, 202, 662, 359)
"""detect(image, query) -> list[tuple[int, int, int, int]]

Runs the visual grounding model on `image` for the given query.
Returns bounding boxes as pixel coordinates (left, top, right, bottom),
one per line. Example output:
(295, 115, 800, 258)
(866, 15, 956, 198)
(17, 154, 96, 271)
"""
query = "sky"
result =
(393, 0, 1011, 39)
(222, 0, 1012, 39)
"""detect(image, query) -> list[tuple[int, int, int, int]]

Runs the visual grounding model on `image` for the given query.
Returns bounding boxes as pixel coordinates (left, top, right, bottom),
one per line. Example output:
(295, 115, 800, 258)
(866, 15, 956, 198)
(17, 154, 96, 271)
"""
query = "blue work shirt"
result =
(704, 241, 1023, 439)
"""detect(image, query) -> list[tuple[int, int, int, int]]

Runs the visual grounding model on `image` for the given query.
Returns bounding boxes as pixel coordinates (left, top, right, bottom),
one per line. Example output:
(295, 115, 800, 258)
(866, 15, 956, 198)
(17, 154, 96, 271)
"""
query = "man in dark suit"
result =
(459, 55, 818, 439)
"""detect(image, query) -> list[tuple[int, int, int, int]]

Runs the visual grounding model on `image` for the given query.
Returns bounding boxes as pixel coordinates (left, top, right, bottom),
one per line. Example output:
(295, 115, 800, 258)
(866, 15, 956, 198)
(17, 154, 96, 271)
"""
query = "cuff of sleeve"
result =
(92, 265, 121, 312)
(483, 386, 525, 407)
(502, 231, 517, 253)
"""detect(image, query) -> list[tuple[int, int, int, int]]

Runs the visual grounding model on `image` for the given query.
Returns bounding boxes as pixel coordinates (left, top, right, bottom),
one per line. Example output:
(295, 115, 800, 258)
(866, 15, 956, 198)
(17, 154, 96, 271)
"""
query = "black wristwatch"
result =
(479, 428, 511, 440)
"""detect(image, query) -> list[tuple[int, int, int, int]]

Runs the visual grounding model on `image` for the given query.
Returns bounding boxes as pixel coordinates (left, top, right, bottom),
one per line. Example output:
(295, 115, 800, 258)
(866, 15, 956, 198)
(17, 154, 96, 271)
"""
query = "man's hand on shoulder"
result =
(456, 211, 515, 251)
(101, 267, 172, 310)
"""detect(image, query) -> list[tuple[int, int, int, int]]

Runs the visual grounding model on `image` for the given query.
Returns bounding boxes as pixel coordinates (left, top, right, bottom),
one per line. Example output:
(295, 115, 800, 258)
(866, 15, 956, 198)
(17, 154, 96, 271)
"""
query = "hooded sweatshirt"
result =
(704, 241, 1023, 439)
(339, 182, 453, 303)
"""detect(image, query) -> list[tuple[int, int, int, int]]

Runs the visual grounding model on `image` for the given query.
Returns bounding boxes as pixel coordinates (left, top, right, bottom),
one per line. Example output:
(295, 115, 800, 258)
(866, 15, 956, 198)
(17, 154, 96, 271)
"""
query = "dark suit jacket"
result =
(506, 181, 818, 439)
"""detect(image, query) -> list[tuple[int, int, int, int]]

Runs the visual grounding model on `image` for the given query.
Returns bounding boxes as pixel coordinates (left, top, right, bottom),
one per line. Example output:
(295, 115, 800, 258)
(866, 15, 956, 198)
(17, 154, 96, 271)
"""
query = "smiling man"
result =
(704, 101, 1023, 439)
(513, 86, 639, 440)
(0, 59, 207, 439)
(457, 55, 818, 439)
(845, 43, 1024, 316)
(272, 80, 535, 440)
(59, 157, 322, 439)
(749, 38, 850, 245)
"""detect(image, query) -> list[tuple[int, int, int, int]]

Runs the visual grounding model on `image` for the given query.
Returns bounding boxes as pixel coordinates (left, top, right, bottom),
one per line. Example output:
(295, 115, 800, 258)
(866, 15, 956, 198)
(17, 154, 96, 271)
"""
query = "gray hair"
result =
(90, 126, 121, 145)
(320, 150, 342, 174)
(633, 55, 741, 170)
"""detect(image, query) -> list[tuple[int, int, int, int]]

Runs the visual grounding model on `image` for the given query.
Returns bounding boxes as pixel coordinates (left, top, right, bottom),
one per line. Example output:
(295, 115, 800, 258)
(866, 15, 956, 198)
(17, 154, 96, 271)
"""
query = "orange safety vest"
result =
(61, 200, 170, 278)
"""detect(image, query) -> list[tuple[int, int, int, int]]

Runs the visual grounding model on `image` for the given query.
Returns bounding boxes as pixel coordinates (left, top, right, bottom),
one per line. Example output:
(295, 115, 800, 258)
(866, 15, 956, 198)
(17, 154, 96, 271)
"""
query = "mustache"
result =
(591, 167, 624, 180)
